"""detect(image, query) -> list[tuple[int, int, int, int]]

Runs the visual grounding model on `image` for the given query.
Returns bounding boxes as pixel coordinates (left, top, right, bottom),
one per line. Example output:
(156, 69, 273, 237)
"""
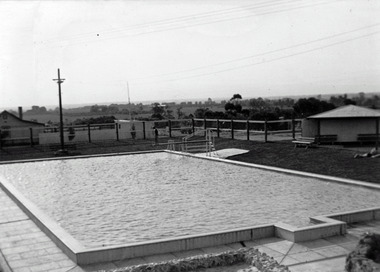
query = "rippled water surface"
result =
(1, 152, 379, 248)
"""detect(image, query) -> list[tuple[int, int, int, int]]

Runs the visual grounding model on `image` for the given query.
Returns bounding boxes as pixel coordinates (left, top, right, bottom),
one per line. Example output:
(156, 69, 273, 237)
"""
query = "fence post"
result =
(264, 120, 268, 143)
(376, 118, 379, 151)
(88, 124, 92, 143)
(192, 119, 195, 134)
(0, 129, 2, 149)
(292, 115, 296, 139)
(231, 119, 234, 140)
(116, 123, 119, 141)
(246, 120, 250, 141)
(204, 118, 207, 137)
(168, 120, 172, 138)
(317, 120, 321, 144)
(217, 119, 220, 138)
(29, 128, 34, 147)
(143, 122, 146, 140)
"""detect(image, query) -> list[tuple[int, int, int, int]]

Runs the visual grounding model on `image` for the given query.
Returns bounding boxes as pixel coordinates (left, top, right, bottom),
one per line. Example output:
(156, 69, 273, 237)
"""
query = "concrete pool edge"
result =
(0, 150, 164, 165)
(1, 151, 380, 265)
(0, 176, 84, 264)
(75, 208, 380, 265)
(2, 172, 380, 266)
(175, 150, 380, 190)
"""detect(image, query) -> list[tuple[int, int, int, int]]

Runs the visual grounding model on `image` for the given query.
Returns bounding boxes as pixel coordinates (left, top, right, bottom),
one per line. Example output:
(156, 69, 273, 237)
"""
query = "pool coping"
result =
(0, 150, 380, 265)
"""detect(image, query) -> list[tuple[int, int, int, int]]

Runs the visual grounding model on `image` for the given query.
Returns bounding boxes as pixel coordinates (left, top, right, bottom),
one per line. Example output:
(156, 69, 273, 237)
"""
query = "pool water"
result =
(0, 152, 379, 248)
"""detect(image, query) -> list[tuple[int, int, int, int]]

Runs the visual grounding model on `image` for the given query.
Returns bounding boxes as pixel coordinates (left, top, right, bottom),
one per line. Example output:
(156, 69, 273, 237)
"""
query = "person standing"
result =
(154, 127, 158, 145)
(130, 123, 136, 140)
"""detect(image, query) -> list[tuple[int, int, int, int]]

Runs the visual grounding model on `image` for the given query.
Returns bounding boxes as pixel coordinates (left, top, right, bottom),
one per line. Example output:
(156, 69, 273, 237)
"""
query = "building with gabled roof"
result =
(0, 110, 45, 146)
(307, 104, 380, 119)
(302, 105, 380, 143)
(0, 110, 45, 128)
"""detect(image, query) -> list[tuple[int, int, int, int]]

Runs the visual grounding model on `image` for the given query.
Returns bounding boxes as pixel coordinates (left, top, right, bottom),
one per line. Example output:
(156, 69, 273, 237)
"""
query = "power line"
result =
(41, 0, 336, 47)
(40, 0, 295, 44)
(130, 30, 380, 85)
(70, 27, 380, 89)
(128, 23, 380, 81)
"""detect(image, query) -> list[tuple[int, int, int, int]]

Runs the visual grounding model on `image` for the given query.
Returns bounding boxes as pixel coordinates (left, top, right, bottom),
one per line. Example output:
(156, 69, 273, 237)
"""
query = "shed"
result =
(302, 105, 380, 143)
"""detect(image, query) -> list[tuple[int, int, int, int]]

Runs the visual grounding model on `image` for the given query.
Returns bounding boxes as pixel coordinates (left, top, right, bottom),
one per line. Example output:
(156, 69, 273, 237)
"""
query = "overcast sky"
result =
(1, 0, 380, 109)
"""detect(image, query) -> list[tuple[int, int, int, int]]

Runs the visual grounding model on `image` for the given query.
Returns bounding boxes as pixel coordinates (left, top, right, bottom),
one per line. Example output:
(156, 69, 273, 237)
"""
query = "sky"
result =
(1, 0, 380, 109)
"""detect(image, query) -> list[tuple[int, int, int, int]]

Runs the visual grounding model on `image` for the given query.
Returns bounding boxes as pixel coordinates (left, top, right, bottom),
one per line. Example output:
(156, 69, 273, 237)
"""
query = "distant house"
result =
(0, 110, 45, 145)
(302, 105, 380, 143)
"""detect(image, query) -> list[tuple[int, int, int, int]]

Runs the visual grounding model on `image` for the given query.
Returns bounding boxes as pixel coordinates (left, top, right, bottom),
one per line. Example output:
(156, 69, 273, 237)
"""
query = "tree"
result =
(343, 98, 356, 105)
(249, 97, 269, 111)
(224, 102, 235, 112)
(194, 108, 209, 118)
(90, 105, 100, 113)
(225, 94, 243, 116)
(165, 108, 175, 119)
(176, 107, 184, 119)
(73, 116, 116, 125)
(151, 103, 165, 120)
(293, 97, 335, 118)
(27, 105, 47, 114)
(205, 98, 214, 105)
(231, 94, 242, 100)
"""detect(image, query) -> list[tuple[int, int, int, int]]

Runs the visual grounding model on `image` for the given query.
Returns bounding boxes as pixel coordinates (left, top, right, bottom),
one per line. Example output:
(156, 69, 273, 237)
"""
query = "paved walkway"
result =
(0, 186, 379, 272)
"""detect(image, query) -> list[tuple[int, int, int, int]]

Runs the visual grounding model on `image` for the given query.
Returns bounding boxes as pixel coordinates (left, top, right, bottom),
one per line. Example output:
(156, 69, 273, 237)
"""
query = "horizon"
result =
(1, 90, 378, 112)
(1, 1, 379, 109)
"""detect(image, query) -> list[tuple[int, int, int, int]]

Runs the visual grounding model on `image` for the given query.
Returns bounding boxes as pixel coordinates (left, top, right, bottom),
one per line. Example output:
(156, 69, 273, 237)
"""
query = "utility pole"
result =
(53, 69, 66, 153)
(127, 81, 132, 120)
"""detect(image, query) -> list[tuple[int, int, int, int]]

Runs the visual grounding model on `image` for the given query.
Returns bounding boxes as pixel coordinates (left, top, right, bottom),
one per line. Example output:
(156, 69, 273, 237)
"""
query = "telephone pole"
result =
(127, 81, 132, 120)
(53, 69, 66, 153)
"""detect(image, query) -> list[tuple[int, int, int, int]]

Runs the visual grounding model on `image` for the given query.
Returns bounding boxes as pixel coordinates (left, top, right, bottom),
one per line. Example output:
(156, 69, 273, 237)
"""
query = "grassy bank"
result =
(214, 139, 380, 184)
(0, 138, 379, 184)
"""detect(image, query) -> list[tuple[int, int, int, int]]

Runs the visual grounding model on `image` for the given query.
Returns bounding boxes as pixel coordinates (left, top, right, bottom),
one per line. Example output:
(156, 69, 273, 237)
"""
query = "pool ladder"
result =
(179, 129, 218, 157)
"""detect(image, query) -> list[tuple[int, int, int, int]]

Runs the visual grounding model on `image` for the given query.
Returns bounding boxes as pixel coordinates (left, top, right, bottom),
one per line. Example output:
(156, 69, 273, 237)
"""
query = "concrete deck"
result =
(195, 148, 250, 158)
(1, 186, 379, 272)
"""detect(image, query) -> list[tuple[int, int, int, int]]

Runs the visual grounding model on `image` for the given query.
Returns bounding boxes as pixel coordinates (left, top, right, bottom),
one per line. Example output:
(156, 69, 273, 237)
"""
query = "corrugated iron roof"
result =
(308, 105, 380, 119)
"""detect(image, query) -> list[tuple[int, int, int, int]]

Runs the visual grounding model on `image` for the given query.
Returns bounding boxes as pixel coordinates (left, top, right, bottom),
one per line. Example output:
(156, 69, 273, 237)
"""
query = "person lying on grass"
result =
(354, 148, 380, 158)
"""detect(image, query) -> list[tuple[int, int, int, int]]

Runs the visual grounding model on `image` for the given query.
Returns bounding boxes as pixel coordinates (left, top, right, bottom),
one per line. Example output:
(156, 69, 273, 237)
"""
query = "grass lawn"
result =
(0, 137, 379, 184)
(214, 138, 380, 184)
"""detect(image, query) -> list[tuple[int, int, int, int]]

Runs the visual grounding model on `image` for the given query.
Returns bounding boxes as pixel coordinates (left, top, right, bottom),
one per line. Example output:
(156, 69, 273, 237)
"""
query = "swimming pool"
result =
(0, 152, 379, 248)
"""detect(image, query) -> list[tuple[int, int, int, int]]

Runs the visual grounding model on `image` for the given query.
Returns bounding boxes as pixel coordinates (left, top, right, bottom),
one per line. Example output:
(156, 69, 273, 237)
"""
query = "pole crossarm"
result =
(53, 79, 65, 83)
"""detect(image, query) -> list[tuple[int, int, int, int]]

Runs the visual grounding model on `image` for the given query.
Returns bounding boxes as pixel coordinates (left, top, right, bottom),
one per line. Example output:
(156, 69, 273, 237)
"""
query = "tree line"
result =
(15, 92, 380, 125)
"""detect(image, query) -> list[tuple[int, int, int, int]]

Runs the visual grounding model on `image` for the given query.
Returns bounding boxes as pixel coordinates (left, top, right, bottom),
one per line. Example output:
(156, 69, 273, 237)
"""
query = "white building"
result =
(114, 120, 156, 140)
(302, 105, 380, 143)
